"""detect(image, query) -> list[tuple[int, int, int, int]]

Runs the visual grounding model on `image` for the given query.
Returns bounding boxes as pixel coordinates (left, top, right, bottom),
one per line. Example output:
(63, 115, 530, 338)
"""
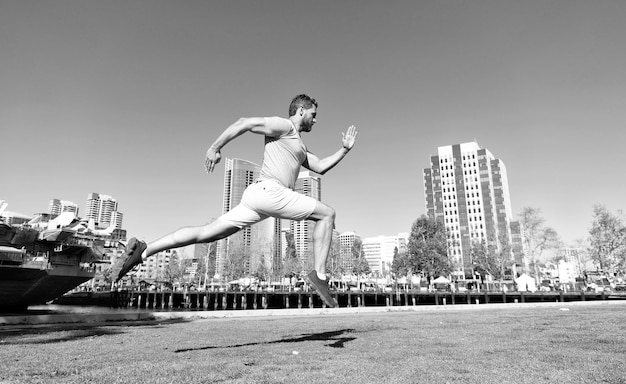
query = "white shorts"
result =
(218, 179, 317, 228)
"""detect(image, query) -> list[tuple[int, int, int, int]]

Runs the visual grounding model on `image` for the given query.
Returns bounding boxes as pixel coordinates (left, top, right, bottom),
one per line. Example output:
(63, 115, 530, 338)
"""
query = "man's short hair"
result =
(288, 94, 318, 117)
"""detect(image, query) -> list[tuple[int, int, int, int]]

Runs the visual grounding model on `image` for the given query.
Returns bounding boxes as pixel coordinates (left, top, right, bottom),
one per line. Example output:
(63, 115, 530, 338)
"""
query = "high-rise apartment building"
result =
(423, 141, 522, 279)
(510, 221, 525, 266)
(85, 193, 123, 229)
(290, 171, 321, 269)
(339, 231, 361, 272)
(136, 249, 179, 282)
(48, 199, 79, 217)
(216, 158, 259, 277)
(362, 233, 408, 276)
(216, 158, 280, 279)
(280, 227, 291, 260)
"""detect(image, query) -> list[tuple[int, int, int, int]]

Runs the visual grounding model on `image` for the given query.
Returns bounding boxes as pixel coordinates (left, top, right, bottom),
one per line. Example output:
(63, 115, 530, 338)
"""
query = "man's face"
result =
(301, 106, 317, 132)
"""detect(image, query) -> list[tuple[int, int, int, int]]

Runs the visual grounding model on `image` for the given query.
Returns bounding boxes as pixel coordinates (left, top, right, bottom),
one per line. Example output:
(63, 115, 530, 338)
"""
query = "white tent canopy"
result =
(432, 276, 450, 284)
(515, 273, 537, 292)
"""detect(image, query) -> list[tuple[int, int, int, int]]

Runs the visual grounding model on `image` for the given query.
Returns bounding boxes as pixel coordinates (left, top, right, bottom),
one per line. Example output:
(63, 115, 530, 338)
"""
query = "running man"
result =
(115, 94, 357, 307)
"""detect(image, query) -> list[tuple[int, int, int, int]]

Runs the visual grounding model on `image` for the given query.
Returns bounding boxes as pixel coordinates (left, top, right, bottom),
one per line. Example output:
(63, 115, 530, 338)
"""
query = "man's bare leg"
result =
(306, 201, 337, 307)
(143, 219, 240, 260)
(309, 201, 336, 275)
(116, 220, 240, 281)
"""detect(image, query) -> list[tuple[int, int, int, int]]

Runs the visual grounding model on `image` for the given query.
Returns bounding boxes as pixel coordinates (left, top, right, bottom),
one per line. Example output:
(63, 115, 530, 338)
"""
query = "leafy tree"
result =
(161, 250, 183, 287)
(195, 255, 207, 286)
(351, 238, 370, 276)
(222, 242, 247, 282)
(518, 207, 561, 279)
(205, 241, 217, 283)
(326, 234, 343, 278)
(271, 253, 284, 281)
(283, 255, 303, 278)
(282, 231, 302, 278)
(470, 238, 509, 281)
(97, 264, 114, 289)
(405, 215, 450, 280)
(253, 254, 271, 282)
(494, 232, 513, 280)
(391, 246, 410, 277)
(470, 240, 489, 277)
(471, 230, 513, 281)
(588, 205, 626, 274)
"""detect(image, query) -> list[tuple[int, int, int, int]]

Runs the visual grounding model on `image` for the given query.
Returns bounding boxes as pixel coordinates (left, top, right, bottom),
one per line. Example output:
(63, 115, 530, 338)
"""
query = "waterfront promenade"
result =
(60, 287, 626, 311)
(0, 289, 624, 326)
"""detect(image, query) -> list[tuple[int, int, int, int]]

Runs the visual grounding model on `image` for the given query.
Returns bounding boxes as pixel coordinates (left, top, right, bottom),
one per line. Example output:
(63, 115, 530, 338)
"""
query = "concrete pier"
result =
(69, 289, 626, 310)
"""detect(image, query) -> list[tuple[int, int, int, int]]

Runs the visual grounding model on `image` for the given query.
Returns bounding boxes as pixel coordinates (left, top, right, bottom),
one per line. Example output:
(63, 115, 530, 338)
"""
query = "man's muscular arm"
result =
(204, 117, 288, 173)
(304, 125, 357, 175)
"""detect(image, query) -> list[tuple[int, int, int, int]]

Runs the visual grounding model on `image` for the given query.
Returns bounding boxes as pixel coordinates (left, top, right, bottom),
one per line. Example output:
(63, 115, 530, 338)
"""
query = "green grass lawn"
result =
(1, 303, 625, 384)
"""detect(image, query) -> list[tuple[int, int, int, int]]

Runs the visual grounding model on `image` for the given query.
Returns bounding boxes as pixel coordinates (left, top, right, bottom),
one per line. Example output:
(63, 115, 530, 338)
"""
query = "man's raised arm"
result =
(304, 125, 358, 175)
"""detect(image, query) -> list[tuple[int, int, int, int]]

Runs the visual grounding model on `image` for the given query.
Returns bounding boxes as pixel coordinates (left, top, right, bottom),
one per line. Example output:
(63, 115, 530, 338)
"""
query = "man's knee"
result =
(311, 203, 335, 222)
(326, 206, 336, 221)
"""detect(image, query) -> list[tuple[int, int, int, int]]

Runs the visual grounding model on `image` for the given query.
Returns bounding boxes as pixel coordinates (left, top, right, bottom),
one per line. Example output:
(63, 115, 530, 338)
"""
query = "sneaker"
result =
(115, 238, 147, 282)
(306, 270, 337, 308)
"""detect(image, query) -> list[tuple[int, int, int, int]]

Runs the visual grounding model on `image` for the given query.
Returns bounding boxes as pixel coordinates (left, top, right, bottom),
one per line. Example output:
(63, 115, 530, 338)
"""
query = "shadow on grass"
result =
(0, 319, 188, 345)
(175, 328, 357, 353)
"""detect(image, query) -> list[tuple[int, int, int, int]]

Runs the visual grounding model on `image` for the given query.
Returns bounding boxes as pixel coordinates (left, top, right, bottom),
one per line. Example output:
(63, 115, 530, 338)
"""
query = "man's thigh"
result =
(243, 180, 316, 221)
(219, 203, 267, 229)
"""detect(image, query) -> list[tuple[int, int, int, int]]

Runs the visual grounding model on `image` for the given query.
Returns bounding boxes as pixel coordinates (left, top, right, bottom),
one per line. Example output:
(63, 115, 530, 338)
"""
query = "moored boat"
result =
(0, 219, 117, 311)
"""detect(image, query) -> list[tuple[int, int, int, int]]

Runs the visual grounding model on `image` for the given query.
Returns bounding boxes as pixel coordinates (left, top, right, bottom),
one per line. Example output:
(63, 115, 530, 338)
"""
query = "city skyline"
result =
(3, 1, 626, 247)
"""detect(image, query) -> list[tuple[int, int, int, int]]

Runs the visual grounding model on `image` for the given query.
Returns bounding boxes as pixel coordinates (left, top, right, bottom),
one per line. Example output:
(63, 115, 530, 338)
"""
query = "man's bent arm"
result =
(205, 117, 263, 173)
(205, 117, 291, 173)
(210, 117, 265, 151)
(304, 147, 351, 175)
(304, 125, 357, 175)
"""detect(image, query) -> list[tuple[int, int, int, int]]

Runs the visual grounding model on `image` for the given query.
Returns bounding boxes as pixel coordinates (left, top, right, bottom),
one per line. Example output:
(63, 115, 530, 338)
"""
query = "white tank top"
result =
(258, 117, 307, 189)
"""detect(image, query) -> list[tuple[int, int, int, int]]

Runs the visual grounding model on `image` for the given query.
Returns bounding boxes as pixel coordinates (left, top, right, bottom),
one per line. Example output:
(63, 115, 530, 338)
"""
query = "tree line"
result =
(391, 204, 626, 283)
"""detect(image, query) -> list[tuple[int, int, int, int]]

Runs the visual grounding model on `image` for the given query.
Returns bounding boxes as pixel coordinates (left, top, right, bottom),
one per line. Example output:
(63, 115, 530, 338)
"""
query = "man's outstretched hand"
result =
(341, 125, 358, 151)
(205, 146, 222, 173)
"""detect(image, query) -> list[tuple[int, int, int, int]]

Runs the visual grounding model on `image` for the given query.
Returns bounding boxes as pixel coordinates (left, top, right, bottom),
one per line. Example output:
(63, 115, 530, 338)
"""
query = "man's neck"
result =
(289, 116, 303, 132)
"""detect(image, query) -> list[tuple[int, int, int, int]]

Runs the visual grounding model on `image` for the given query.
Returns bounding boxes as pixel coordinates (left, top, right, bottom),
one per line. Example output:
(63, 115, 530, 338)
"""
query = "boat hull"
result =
(0, 266, 94, 310)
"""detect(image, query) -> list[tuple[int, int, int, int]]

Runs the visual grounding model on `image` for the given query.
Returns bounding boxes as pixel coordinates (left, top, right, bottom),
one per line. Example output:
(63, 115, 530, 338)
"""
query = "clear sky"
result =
(2, 0, 625, 246)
